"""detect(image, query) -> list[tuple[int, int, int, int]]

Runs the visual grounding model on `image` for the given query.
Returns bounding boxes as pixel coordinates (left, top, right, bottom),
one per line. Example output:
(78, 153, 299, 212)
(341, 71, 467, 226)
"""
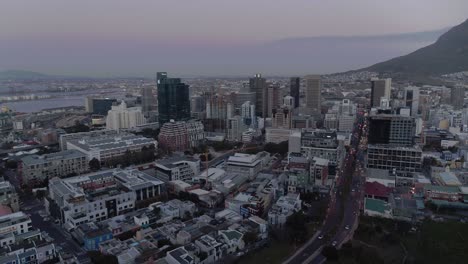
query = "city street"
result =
(5, 167, 90, 263)
(284, 113, 367, 264)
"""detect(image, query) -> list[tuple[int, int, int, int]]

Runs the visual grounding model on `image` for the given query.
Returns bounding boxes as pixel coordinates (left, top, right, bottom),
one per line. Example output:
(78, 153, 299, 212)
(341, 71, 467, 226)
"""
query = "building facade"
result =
(106, 101, 146, 130)
(305, 75, 321, 113)
(19, 149, 88, 186)
(157, 72, 191, 124)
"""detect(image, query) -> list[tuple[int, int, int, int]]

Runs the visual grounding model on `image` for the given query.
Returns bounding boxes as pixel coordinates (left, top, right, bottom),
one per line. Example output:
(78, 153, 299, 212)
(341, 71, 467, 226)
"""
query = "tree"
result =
(87, 251, 118, 264)
(89, 158, 101, 171)
(322, 246, 339, 261)
(286, 211, 307, 243)
(243, 231, 258, 245)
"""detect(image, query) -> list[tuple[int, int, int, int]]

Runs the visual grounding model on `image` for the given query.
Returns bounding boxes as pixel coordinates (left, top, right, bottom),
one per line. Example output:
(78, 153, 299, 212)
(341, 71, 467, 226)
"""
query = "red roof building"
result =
(365, 181, 393, 202)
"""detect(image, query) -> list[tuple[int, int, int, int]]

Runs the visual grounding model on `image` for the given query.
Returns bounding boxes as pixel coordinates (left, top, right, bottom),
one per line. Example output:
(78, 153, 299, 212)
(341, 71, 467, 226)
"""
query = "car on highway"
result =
(331, 241, 337, 247)
(318, 235, 324, 240)
(345, 225, 350, 230)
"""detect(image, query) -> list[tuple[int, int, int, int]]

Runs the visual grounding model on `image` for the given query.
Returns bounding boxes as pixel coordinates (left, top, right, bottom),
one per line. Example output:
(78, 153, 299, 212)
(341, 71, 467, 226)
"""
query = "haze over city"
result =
(1, 0, 468, 77)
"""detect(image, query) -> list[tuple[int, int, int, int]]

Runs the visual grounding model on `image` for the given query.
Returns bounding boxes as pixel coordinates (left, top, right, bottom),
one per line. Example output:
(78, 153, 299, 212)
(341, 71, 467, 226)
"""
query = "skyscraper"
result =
(451, 85, 465, 110)
(141, 86, 156, 115)
(305, 75, 321, 113)
(249, 74, 268, 118)
(157, 72, 190, 124)
(404, 86, 420, 116)
(267, 84, 280, 117)
(370, 78, 391, 108)
(290, 77, 300, 108)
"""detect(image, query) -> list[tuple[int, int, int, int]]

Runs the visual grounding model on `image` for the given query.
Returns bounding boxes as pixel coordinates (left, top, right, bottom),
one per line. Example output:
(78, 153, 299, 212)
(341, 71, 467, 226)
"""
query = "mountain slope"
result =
(363, 19, 468, 75)
(0, 70, 48, 80)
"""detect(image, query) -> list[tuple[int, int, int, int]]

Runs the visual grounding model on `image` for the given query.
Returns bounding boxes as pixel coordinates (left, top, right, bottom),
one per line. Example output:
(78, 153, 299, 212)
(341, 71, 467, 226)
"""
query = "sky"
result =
(1, 0, 468, 77)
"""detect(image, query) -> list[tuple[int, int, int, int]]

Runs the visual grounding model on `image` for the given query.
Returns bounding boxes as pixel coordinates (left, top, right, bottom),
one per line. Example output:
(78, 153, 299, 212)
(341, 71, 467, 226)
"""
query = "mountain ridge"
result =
(360, 18, 468, 76)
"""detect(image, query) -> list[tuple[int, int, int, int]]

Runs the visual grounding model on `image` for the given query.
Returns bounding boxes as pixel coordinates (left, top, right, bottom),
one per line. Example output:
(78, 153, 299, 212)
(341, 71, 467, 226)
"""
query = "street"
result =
(284, 112, 368, 264)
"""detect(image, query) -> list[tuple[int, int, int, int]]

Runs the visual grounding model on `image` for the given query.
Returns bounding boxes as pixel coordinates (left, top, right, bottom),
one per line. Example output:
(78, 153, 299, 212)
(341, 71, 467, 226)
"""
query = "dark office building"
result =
(249, 74, 267, 117)
(368, 114, 415, 146)
(290, 77, 300, 108)
(157, 72, 190, 124)
(92, 98, 117, 115)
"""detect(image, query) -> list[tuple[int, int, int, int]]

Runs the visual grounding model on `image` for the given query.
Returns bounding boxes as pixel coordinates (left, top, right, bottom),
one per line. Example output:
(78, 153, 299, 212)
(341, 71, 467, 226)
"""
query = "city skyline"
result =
(1, 1, 468, 77)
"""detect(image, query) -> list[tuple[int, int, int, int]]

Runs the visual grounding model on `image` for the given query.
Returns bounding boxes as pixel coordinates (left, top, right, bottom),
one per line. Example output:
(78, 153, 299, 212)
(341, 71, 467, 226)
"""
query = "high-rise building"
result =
(157, 72, 190, 124)
(249, 74, 268, 118)
(241, 101, 256, 127)
(106, 101, 146, 130)
(267, 84, 280, 117)
(368, 113, 415, 146)
(370, 78, 391, 108)
(85, 98, 117, 115)
(404, 86, 420, 116)
(290, 77, 300, 108)
(305, 75, 321, 113)
(283, 95, 295, 109)
(141, 86, 156, 115)
(451, 85, 465, 110)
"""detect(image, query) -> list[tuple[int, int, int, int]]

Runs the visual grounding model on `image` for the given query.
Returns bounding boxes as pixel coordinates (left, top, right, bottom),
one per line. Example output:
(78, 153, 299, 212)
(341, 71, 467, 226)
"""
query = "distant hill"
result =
(362, 19, 468, 76)
(0, 70, 48, 80)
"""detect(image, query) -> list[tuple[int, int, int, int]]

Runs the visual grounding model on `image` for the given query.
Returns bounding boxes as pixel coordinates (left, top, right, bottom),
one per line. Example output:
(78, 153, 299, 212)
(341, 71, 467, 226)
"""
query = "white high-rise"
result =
(404, 86, 420, 116)
(106, 101, 146, 130)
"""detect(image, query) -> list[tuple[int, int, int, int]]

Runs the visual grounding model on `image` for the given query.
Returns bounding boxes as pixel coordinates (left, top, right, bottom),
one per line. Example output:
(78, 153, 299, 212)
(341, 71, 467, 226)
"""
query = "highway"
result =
(284, 112, 368, 264)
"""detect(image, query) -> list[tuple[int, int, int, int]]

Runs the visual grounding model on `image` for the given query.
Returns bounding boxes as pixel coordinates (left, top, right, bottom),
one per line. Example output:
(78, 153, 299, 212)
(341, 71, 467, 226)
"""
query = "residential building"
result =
(0, 212, 34, 247)
(66, 133, 156, 164)
(227, 115, 244, 142)
(158, 120, 204, 152)
(74, 222, 113, 251)
(157, 72, 191, 124)
(106, 101, 146, 130)
(0, 240, 57, 264)
(0, 181, 19, 212)
(305, 75, 321, 112)
(194, 235, 223, 263)
(370, 78, 391, 107)
(46, 169, 163, 231)
(268, 193, 301, 227)
(19, 149, 88, 186)
(265, 128, 293, 143)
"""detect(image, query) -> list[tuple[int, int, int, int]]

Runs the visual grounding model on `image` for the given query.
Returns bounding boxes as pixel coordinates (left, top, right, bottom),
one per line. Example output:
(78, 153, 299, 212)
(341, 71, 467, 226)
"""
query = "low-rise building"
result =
(46, 169, 163, 231)
(19, 149, 88, 186)
(268, 193, 301, 227)
(0, 181, 19, 212)
(155, 157, 200, 182)
(0, 212, 35, 247)
(226, 153, 263, 180)
(66, 133, 157, 164)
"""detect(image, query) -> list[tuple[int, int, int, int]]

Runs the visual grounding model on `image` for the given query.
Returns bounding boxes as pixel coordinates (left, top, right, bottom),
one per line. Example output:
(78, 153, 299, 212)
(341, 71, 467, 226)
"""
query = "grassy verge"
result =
(241, 241, 296, 264)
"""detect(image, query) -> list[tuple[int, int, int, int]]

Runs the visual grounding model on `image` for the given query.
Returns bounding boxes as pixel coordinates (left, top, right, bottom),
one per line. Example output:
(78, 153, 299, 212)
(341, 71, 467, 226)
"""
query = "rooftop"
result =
(21, 149, 86, 166)
(68, 133, 155, 151)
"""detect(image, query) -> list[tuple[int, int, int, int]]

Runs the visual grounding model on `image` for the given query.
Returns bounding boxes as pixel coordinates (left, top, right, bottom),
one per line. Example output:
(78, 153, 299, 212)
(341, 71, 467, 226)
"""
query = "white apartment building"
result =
(0, 212, 34, 247)
(20, 149, 88, 186)
(268, 193, 301, 227)
(46, 169, 163, 231)
(106, 101, 146, 130)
